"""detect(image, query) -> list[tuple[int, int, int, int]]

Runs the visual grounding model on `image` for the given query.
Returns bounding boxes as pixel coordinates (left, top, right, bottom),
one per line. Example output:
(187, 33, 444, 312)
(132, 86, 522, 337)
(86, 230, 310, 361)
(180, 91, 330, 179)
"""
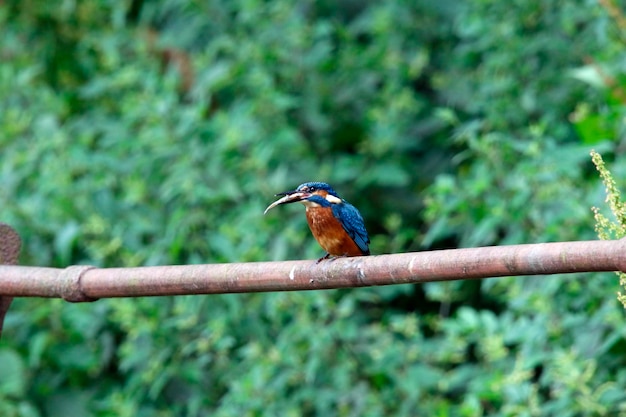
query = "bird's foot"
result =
(316, 253, 347, 264)
(316, 253, 332, 264)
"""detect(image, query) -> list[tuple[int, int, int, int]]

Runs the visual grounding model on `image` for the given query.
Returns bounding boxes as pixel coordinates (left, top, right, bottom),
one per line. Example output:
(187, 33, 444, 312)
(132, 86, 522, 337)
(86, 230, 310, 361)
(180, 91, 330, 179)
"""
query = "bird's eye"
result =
(309, 186, 316, 192)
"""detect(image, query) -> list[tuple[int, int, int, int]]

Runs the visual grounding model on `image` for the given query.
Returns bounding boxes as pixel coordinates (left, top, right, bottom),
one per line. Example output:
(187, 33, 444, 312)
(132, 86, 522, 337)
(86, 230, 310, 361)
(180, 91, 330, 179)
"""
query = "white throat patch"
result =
(300, 200, 321, 208)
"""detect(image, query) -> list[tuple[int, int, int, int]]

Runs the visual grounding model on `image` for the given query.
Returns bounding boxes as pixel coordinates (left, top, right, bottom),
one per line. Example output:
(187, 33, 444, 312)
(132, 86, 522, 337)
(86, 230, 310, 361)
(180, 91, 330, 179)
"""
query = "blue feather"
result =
(296, 182, 339, 197)
(305, 195, 332, 207)
(331, 202, 370, 255)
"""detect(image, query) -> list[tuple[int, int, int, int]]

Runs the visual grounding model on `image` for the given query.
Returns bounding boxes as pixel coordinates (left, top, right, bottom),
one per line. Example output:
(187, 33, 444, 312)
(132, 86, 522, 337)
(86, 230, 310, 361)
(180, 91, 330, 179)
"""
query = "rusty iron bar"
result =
(0, 239, 625, 302)
(0, 223, 21, 338)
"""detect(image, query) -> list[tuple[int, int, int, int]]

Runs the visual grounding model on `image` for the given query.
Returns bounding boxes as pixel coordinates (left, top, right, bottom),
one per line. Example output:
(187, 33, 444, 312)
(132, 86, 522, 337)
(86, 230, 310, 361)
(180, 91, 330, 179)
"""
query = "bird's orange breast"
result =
(305, 207, 364, 256)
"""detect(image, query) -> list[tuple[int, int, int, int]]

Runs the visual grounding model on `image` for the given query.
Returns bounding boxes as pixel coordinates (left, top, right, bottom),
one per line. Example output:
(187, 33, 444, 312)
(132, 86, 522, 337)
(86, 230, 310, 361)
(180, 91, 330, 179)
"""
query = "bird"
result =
(264, 182, 370, 262)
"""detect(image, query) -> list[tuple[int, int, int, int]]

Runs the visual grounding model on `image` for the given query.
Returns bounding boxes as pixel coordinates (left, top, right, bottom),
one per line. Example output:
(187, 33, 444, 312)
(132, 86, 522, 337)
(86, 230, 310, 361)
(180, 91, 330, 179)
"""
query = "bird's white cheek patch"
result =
(325, 195, 342, 204)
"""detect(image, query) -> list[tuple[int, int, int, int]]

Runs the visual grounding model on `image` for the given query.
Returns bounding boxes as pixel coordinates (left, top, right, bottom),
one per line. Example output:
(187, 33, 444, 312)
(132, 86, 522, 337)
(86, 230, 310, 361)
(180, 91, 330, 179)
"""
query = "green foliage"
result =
(2, 0, 626, 416)
(591, 150, 626, 308)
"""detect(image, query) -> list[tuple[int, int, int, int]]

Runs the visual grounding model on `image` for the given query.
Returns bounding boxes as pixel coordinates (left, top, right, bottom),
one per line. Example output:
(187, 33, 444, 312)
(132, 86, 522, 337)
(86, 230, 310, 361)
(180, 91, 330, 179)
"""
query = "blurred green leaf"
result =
(1, 0, 626, 415)
(0, 348, 26, 397)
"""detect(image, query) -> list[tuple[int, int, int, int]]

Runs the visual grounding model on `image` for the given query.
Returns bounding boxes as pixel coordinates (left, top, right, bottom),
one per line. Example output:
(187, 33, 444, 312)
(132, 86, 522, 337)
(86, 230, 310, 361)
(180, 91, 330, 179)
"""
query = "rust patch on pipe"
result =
(0, 223, 21, 338)
(59, 265, 99, 302)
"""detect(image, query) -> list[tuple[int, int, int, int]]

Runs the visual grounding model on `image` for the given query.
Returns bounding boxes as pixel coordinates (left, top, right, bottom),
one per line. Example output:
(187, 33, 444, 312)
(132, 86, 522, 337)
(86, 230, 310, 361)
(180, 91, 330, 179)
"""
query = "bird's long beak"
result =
(263, 191, 311, 215)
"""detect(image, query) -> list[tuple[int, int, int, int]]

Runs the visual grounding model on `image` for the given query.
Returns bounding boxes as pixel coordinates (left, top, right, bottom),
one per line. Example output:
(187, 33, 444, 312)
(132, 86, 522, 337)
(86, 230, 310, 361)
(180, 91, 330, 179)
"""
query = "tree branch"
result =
(1, 239, 625, 302)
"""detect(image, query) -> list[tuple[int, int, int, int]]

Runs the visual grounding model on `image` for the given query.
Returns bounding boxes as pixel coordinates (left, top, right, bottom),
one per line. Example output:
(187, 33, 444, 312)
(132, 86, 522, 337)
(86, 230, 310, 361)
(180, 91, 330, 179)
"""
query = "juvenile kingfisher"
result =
(264, 182, 370, 261)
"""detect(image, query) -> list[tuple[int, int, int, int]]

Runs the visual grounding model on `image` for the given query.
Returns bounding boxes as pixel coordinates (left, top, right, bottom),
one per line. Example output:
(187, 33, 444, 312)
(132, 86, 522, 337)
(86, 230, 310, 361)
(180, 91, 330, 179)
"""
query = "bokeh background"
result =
(2, 0, 626, 415)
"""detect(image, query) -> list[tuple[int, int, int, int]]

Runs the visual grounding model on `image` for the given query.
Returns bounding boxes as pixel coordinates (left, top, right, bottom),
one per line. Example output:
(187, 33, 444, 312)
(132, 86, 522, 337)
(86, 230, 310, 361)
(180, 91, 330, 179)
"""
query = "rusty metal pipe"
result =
(0, 223, 21, 337)
(0, 239, 625, 301)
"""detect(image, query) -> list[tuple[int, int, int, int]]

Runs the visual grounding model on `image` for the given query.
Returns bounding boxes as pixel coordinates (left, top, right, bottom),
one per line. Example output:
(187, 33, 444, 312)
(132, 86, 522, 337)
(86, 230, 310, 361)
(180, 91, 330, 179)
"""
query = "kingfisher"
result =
(264, 182, 370, 261)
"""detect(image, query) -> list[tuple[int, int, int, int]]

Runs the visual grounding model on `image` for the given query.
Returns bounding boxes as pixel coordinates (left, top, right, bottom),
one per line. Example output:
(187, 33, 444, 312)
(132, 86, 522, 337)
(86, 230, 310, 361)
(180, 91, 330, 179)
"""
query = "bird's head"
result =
(264, 182, 343, 214)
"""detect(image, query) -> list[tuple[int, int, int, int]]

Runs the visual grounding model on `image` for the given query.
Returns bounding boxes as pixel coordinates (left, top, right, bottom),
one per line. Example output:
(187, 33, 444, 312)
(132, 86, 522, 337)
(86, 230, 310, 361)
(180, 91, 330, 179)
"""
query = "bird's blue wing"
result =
(331, 202, 370, 255)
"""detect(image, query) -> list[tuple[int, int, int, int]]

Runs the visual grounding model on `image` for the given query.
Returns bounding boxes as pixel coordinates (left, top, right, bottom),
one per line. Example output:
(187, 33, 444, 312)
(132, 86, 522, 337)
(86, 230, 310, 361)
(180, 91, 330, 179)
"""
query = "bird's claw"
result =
(316, 253, 331, 264)
(316, 253, 347, 264)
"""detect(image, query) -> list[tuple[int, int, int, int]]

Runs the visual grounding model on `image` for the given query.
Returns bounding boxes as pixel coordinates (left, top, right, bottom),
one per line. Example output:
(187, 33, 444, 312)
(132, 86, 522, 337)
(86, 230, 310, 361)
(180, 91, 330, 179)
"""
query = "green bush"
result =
(1, 0, 626, 415)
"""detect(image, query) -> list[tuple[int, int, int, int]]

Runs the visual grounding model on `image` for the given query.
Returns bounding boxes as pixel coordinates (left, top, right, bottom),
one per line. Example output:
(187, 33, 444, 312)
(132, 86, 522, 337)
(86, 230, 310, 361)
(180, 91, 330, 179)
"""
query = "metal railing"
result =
(2, 222, 625, 337)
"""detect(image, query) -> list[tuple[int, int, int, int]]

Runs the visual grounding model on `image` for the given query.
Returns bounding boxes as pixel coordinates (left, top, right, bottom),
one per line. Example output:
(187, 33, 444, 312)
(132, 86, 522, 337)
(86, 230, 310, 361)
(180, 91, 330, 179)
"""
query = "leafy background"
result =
(1, 0, 626, 415)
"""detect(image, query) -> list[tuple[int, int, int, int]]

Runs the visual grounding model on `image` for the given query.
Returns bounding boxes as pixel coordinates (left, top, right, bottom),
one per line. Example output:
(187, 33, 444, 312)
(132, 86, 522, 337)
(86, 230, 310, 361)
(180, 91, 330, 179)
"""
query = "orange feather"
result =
(305, 207, 364, 256)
